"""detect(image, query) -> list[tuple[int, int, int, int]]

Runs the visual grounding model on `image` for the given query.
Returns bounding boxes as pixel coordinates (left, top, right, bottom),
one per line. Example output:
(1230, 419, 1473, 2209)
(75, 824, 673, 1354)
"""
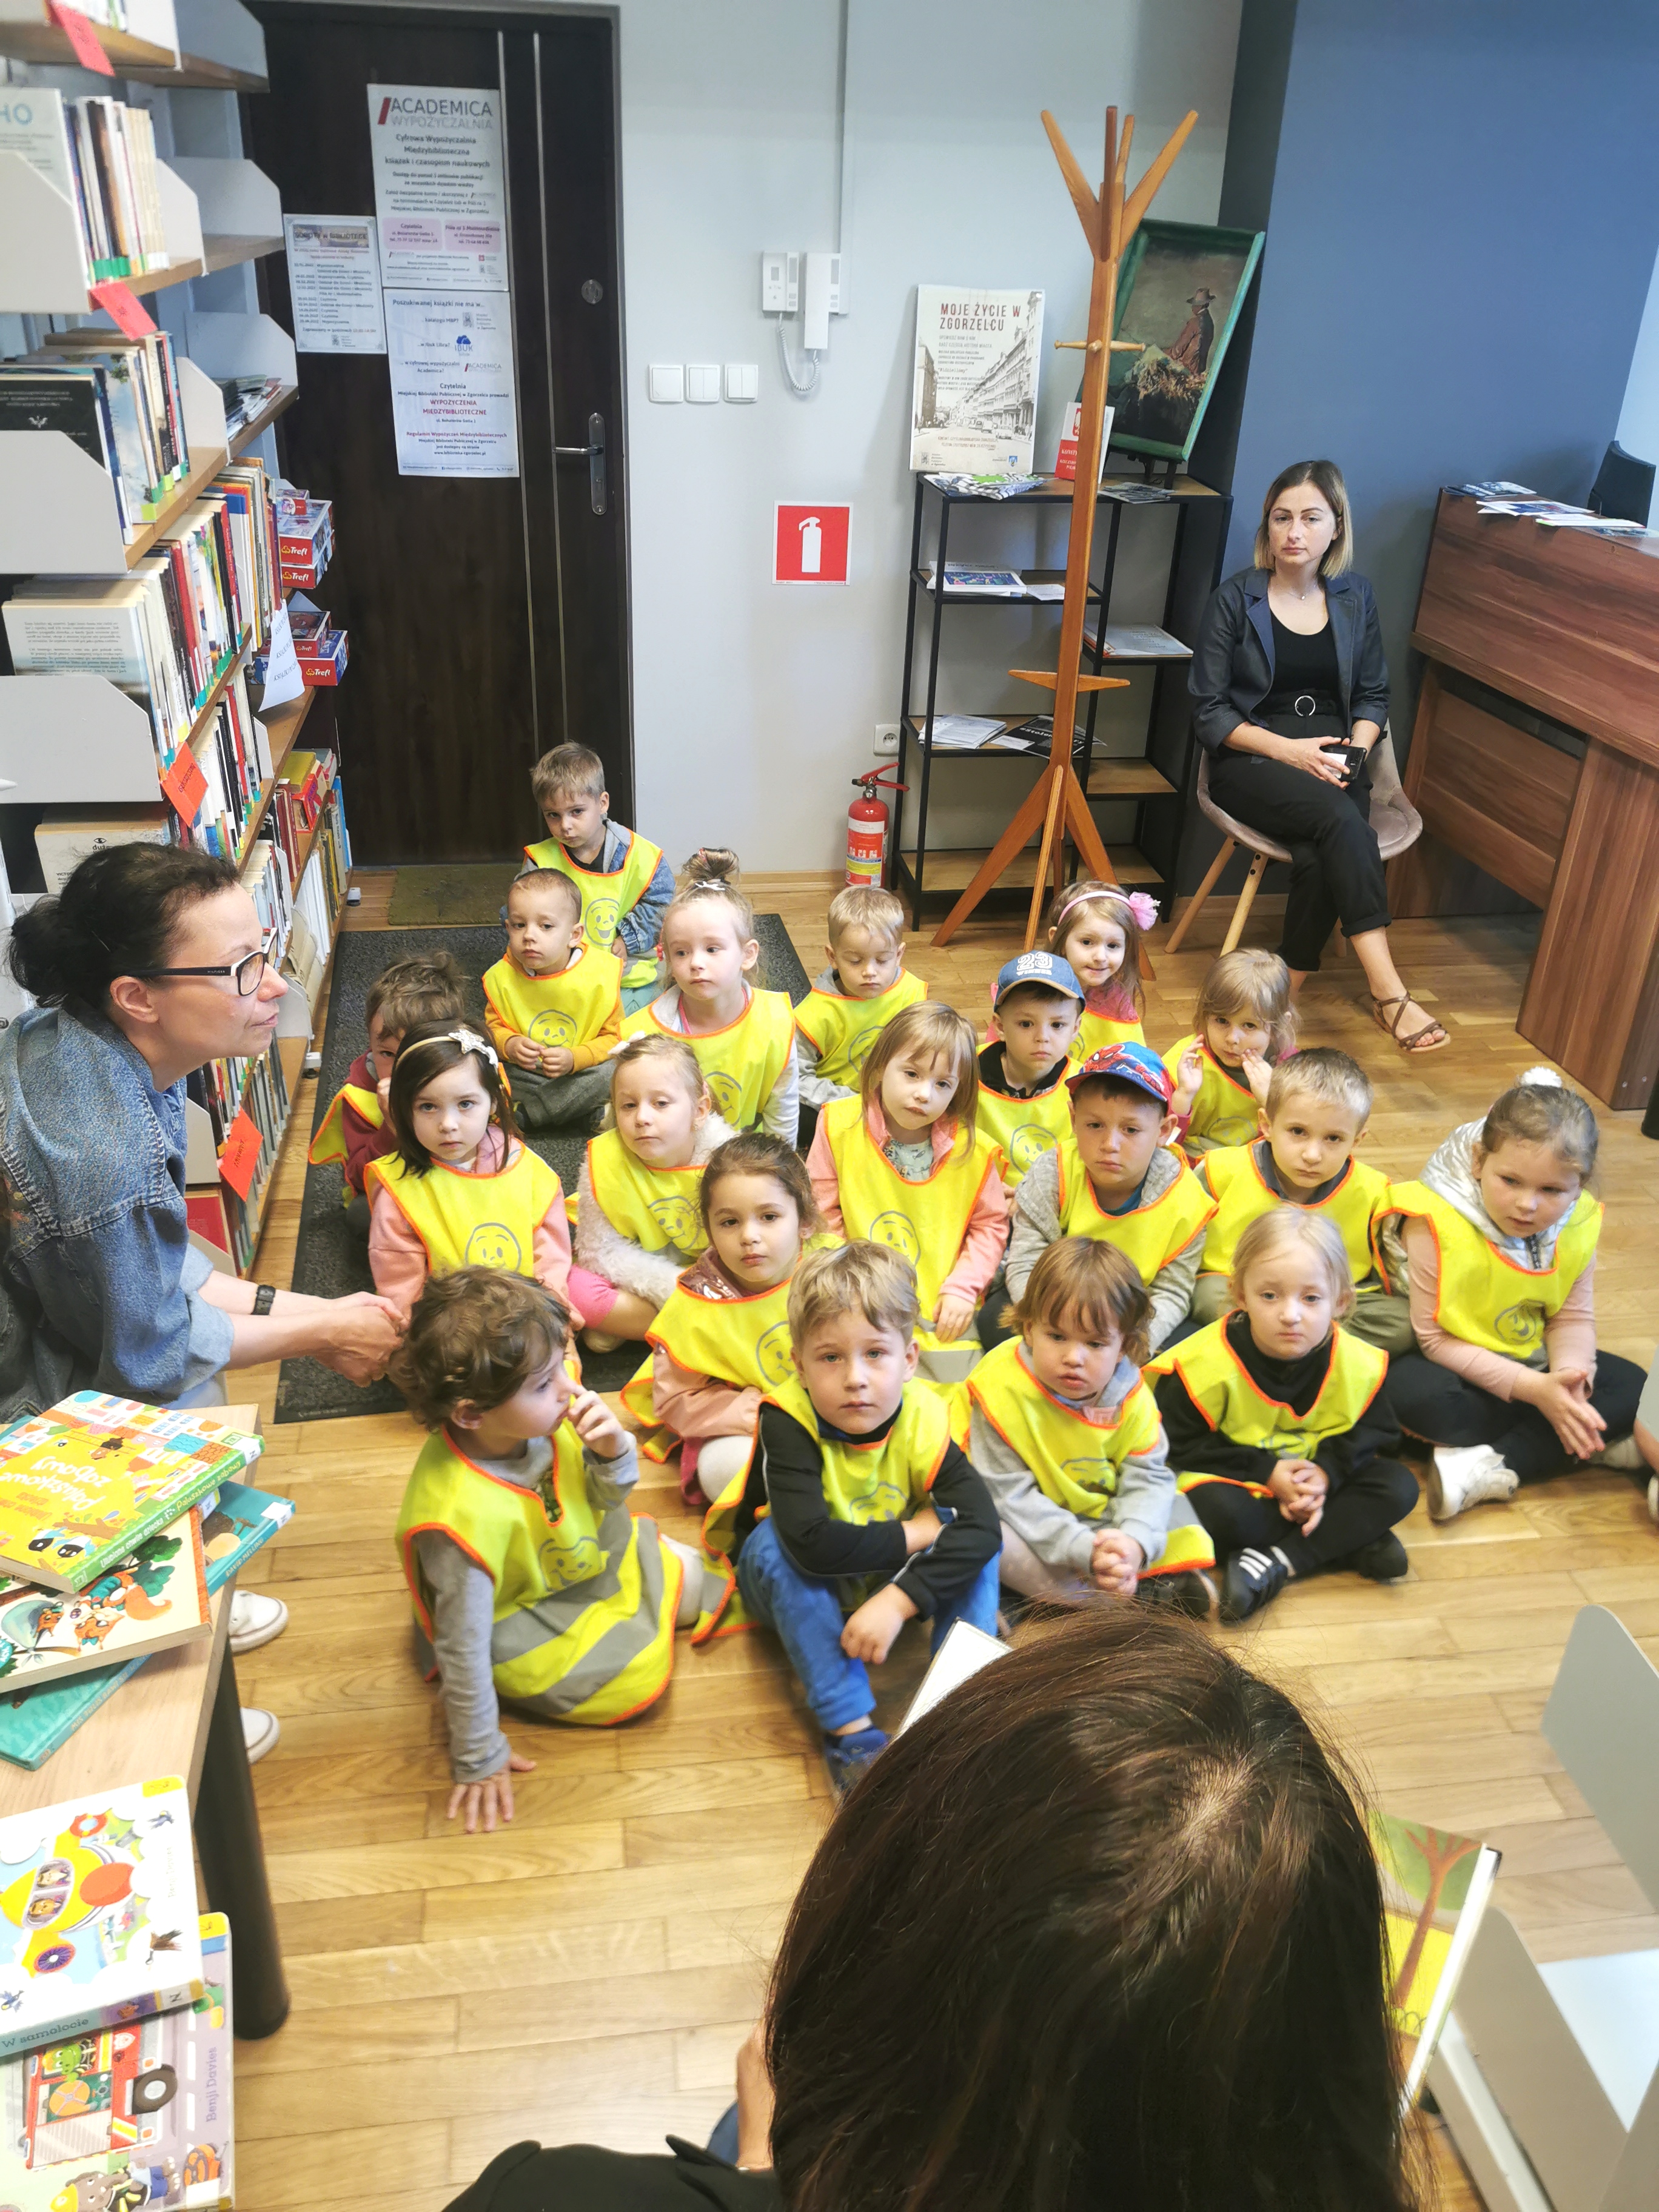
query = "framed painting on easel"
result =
(1105, 218, 1264, 464)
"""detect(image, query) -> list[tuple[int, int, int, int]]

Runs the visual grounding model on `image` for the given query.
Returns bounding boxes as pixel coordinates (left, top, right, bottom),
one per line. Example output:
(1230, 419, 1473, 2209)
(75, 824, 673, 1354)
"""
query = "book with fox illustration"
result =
(0, 1510, 210, 1692)
(0, 1395, 262, 1594)
(1370, 1810, 1500, 2105)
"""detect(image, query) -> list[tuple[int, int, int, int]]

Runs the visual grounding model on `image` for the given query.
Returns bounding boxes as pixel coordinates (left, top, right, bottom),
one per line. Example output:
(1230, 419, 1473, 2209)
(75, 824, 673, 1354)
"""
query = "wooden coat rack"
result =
(931, 101, 1197, 953)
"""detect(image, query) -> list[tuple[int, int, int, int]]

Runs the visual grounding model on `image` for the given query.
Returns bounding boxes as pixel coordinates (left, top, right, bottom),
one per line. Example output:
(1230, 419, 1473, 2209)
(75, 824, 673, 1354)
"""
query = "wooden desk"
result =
(0, 1404, 290, 2037)
(1389, 490, 1659, 1107)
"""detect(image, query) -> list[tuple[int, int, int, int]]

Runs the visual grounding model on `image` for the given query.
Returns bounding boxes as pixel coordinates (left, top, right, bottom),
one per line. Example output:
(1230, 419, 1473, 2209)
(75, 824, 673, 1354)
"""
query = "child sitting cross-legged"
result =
(809, 1001, 1007, 1385)
(1387, 1067, 1645, 1521)
(308, 951, 465, 1234)
(1165, 948, 1298, 1156)
(1148, 1209, 1418, 1622)
(1191, 1047, 1413, 1354)
(968, 1238, 1216, 1617)
(975, 951, 1084, 1188)
(367, 1024, 575, 1321)
(708, 1241, 1001, 1794)
(996, 1041, 1213, 1356)
(622, 1133, 831, 1506)
(483, 866, 620, 1134)
(524, 742, 673, 1013)
(572, 1034, 738, 1352)
(793, 884, 927, 1153)
(391, 1269, 709, 1833)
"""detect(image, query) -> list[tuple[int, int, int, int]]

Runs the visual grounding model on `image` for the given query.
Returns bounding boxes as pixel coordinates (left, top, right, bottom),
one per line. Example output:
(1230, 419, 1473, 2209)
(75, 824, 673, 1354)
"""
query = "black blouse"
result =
(1264, 611, 1341, 714)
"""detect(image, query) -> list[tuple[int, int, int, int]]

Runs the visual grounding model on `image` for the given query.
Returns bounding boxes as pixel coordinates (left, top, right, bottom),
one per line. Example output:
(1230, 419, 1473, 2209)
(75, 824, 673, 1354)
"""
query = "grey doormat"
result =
(275, 916, 813, 1423)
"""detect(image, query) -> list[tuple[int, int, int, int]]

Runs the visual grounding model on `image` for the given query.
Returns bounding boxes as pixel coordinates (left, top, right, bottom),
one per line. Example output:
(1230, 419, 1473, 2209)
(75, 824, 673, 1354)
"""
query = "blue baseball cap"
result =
(992, 950, 1085, 1008)
(1065, 1039, 1175, 1107)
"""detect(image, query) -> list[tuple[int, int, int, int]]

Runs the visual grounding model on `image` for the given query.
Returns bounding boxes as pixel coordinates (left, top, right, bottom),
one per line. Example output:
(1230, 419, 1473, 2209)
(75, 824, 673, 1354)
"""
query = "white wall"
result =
(617, 0, 1241, 870)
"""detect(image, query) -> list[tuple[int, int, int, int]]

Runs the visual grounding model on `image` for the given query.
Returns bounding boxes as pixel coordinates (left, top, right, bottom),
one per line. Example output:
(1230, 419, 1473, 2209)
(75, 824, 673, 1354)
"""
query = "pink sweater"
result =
(368, 1125, 575, 1321)
(806, 1102, 1008, 1309)
(1402, 1216, 1598, 1398)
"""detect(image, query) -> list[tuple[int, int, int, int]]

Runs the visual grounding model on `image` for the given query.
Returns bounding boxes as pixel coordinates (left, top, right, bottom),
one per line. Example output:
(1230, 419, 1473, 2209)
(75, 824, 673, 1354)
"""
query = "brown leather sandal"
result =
(1371, 991, 1449, 1053)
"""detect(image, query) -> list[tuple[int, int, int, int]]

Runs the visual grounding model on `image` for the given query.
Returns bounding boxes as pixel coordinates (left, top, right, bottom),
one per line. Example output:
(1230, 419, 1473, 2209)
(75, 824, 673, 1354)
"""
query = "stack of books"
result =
(0, 328, 187, 540)
(265, 746, 337, 880)
(242, 835, 295, 962)
(0, 87, 172, 288)
(186, 1041, 293, 1269)
(186, 663, 272, 863)
(275, 491, 333, 590)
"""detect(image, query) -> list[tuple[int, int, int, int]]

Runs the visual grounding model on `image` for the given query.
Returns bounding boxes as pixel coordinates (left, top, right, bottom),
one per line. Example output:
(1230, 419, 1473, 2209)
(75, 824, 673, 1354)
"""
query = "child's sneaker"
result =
(1221, 1546, 1290, 1623)
(1349, 1532, 1410, 1582)
(1592, 1433, 1644, 1472)
(1427, 1444, 1518, 1521)
(822, 1724, 888, 1797)
(1139, 1568, 1216, 1618)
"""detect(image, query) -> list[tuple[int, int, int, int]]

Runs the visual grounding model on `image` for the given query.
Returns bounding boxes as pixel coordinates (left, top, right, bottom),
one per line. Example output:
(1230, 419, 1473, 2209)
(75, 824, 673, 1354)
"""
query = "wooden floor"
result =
(227, 868, 1659, 2212)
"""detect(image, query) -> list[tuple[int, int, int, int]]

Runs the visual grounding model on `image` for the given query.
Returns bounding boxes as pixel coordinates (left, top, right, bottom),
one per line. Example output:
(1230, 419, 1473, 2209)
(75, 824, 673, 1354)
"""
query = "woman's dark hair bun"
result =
(8, 844, 240, 1009)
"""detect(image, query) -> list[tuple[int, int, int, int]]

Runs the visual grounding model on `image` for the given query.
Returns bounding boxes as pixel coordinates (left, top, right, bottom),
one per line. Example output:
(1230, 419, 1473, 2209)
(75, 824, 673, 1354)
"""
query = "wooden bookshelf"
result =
(200, 232, 284, 276)
(897, 843, 1158, 894)
(122, 445, 231, 569)
(253, 683, 315, 762)
(1086, 759, 1177, 798)
(124, 47, 268, 93)
(0, 4, 177, 72)
(232, 691, 312, 870)
(118, 255, 207, 296)
(183, 630, 252, 756)
(228, 384, 298, 458)
(238, 883, 349, 1276)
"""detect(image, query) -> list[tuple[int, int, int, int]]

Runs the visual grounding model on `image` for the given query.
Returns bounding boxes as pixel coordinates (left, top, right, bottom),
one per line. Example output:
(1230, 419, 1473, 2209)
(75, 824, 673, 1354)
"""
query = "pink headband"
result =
(1052, 884, 1159, 934)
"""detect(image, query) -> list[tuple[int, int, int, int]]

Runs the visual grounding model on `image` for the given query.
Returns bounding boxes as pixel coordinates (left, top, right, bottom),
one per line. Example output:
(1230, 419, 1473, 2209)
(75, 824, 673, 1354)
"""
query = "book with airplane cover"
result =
(0, 1777, 201, 2062)
(0, 1912, 232, 2208)
(0, 1396, 262, 1595)
(0, 1480, 295, 1772)
(0, 1510, 210, 1693)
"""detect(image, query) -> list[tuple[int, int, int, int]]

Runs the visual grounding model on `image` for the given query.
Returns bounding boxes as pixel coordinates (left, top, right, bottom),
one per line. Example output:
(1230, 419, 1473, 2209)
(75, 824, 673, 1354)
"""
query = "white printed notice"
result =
(367, 84, 508, 290)
(385, 292, 519, 478)
(284, 216, 387, 354)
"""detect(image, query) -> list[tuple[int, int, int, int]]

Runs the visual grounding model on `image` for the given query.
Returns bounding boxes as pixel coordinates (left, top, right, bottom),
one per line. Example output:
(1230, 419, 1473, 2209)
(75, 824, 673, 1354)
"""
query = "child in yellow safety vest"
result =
(1165, 948, 1298, 1157)
(793, 884, 927, 1153)
(522, 741, 674, 1013)
(390, 1269, 713, 1832)
(1384, 1067, 1644, 1522)
(622, 1133, 830, 1506)
(974, 951, 1084, 1189)
(967, 1238, 1216, 1614)
(483, 867, 622, 1134)
(1191, 1047, 1412, 1354)
(807, 1001, 1007, 1386)
(571, 1034, 739, 1352)
(1148, 1210, 1418, 1622)
(366, 1024, 576, 1322)
(999, 1042, 1213, 1356)
(307, 952, 464, 1233)
(621, 850, 799, 1144)
(713, 1242, 1001, 1795)
(1045, 879, 1151, 1061)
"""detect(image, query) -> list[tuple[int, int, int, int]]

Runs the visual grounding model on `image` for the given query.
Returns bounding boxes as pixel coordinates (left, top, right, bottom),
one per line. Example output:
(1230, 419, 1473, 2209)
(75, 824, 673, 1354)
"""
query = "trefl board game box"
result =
(0, 1912, 232, 2207)
(0, 1778, 201, 2060)
(0, 1511, 211, 1693)
(0, 1396, 261, 1594)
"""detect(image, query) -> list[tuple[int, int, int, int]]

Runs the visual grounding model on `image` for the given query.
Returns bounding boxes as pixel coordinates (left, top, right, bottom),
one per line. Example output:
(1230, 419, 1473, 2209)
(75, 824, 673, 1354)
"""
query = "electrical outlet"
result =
(874, 723, 900, 754)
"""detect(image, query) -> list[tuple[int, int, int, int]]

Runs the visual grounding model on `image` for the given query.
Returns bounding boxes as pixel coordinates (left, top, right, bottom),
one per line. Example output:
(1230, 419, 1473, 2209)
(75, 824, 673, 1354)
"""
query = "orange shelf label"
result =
(47, 1, 113, 73)
(89, 279, 156, 336)
(219, 1107, 263, 1201)
(161, 747, 207, 825)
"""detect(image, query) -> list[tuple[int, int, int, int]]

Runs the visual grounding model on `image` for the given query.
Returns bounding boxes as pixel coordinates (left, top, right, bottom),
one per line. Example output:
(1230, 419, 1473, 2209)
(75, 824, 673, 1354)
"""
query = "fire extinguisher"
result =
(847, 764, 906, 888)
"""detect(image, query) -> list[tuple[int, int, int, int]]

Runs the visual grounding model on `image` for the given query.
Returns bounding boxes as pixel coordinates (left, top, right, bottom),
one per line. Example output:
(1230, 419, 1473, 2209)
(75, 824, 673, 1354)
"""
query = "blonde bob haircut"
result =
(1194, 947, 1299, 1066)
(789, 1239, 920, 1350)
(826, 883, 905, 950)
(859, 1000, 979, 1136)
(1254, 459, 1354, 578)
(607, 1030, 710, 1113)
(1004, 1236, 1150, 1369)
(1228, 1207, 1355, 1324)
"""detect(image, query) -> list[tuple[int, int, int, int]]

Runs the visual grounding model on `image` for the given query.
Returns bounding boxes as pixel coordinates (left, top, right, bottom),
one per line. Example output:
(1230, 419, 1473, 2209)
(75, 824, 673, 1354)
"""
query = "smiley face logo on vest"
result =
(540, 1532, 602, 1588)
(1059, 1455, 1116, 1497)
(648, 1194, 699, 1248)
(1010, 1122, 1059, 1171)
(756, 1321, 795, 1386)
(528, 1009, 577, 1048)
(704, 1070, 743, 1119)
(848, 1024, 882, 1070)
(585, 896, 620, 945)
(1493, 1302, 1544, 1349)
(1267, 1427, 1313, 1456)
(465, 1221, 524, 1270)
(867, 1211, 920, 1264)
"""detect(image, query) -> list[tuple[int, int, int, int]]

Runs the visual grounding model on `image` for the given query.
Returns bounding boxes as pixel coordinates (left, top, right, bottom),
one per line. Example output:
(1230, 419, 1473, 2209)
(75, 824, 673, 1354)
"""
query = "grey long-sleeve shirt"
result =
(415, 1433, 639, 1782)
(574, 1111, 739, 1306)
(968, 1350, 1175, 1569)
(1005, 1143, 1204, 1352)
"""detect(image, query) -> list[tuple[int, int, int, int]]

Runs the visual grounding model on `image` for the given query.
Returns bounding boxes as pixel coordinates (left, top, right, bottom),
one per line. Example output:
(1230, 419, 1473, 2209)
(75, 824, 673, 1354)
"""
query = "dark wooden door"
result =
(245, 5, 629, 863)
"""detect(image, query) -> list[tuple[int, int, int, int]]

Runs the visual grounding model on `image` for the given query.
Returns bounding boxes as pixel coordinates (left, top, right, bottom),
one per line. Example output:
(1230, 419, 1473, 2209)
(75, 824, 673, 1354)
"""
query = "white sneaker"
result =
(241, 1707, 280, 1764)
(229, 1590, 289, 1655)
(1427, 1444, 1519, 1521)
(1593, 1434, 1645, 1472)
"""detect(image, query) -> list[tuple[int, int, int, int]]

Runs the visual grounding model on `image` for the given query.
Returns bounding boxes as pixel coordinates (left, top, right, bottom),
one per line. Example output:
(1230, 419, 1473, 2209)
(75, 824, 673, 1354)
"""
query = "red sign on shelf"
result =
(219, 1107, 264, 1201)
(160, 747, 207, 826)
(47, 0, 113, 73)
(89, 280, 158, 338)
(774, 503, 850, 584)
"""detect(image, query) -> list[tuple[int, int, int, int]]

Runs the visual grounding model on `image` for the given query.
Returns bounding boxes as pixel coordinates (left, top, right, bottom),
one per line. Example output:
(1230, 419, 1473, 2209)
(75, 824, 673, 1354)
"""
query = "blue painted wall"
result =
(1224, 0, 1659, 754)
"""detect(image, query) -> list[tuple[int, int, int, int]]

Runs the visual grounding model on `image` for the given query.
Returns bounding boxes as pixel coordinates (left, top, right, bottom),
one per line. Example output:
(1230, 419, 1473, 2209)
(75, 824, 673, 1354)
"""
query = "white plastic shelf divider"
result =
(183, 309, 297, 385)
(165, 155, 280, 239)
(0, 150, 204, 313)
(0, 675, 163, 805)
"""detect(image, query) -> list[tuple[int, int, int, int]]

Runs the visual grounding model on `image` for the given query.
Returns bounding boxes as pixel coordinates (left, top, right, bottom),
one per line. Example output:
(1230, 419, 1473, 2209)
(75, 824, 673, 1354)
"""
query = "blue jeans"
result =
(736, 1515, 1000, 1732)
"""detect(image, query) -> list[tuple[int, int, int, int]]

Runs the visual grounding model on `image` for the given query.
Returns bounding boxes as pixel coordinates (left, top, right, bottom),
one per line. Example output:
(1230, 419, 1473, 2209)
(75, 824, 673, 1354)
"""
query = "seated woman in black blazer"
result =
(1188, 458, 1448, 1054)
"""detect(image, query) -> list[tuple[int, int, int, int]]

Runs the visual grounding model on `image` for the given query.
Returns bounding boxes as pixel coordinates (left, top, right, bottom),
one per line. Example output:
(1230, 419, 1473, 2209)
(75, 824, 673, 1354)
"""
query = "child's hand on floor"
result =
(503, 1034, 543, 1070)
(1518, 1365, 1606, 1458)
(1241, 1050, 1273, 1104)
(540, 1045, 575, 1078)
(1269, 1456, 1327, 1529)
(932, 1295, 975, 1342)
(567, 1386, 629, 1460)
(1090, 1528, 1144, 1597)
(902, 1507, 943, 1554)
(447, 1749, 536, 1835)
(842, 1583, 917, 1664)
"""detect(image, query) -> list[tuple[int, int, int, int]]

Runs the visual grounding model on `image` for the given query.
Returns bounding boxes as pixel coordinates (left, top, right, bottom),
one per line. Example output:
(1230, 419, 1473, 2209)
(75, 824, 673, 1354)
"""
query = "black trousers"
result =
(1185, 1459, 1419, 1574)
(1388, 1350, 1646, 1484)
(1208, 751, 1390, 973)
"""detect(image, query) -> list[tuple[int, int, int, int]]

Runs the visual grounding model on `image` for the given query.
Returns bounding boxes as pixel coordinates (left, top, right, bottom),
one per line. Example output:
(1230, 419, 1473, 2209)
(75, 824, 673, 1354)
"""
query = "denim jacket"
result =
(1188, 566, 1390, 756)
(0, 1002, 234, 1412)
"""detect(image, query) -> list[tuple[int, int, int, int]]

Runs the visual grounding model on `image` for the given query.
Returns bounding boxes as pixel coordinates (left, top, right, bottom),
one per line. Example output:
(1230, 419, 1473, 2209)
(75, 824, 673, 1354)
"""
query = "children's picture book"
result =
(0, 1481, 296, 1773)
(0, 1511, 210, 1692)
(0, 1777, 201, 2062)
(0, 1912, 233, 2208)
(1371, 1809, 1501, 2107)
(0, 1396, 263, 1595)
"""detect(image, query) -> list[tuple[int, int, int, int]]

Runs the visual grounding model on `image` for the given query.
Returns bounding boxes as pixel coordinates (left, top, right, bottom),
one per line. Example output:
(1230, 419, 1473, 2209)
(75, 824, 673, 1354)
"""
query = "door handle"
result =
(554, 411, 606, 515)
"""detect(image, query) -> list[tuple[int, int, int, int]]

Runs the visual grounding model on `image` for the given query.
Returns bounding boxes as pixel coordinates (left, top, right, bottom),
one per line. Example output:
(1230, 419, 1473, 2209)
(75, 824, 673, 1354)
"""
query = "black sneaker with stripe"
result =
(1221, 1545, 1291, 1623)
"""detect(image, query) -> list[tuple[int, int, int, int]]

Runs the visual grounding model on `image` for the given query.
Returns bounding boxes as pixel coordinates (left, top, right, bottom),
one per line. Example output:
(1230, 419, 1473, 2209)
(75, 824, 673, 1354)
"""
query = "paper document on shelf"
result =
(369, 84, 509, 290)
(1022, 581, 1066, 602)
(385, 292, 519, 478)
(900, 1620, 1008, 1731)
(1087, 623, 1192, 659)
(259, 601, 304, 708)
(284, 216, 387, 354)
(923, 715, 1006, 749)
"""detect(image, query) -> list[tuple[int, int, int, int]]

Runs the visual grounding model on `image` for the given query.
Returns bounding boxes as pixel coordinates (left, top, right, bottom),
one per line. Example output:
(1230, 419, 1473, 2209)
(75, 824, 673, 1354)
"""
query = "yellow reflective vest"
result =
(524, 828, 665, 990)
(1162, 1034, 1262, 1151)
(1145, 1318, 1387, 1496)
(621, 990, 796, 1130)
(621, 1270, 802, 1461)
(1055, 1135, 1217, 1284)
(585, 1127, 708, 1258)
(309, 1081, 384, 1208)
(1069, 1007, 1146, 1062)
(795, 970, 927, 1089)
(975, 1070, 1072, 1186)
(1389, 1180, 1603, 1359)
(366, 1141, 563, 1278)
(483, 945, 622, 1054)
(823, 1094, 996, 1348)
(394, 1426, 679, 1723)
(1200, 1142, 1389, 1285)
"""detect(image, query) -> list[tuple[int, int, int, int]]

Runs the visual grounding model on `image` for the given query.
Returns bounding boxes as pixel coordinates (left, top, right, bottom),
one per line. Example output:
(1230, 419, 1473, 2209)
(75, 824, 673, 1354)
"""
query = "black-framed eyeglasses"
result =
(135, 939, 273, 997)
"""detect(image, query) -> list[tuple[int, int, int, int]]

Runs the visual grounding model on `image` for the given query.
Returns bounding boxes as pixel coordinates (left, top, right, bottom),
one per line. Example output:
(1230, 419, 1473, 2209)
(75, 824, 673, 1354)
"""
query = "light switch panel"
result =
(648, 363, 684, 403)
(723, 361, 759, 402)
(685, 363, 722, 404)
